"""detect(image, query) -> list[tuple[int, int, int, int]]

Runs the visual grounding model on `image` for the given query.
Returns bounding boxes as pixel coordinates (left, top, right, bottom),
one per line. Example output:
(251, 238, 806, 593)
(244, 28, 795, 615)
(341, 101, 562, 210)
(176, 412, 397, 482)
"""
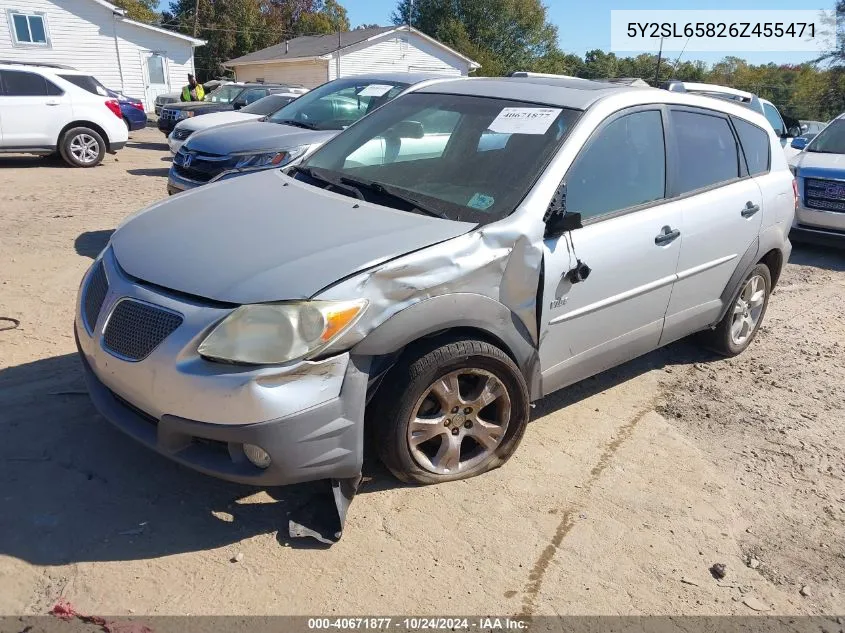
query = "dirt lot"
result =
(0, 127, 843, 617)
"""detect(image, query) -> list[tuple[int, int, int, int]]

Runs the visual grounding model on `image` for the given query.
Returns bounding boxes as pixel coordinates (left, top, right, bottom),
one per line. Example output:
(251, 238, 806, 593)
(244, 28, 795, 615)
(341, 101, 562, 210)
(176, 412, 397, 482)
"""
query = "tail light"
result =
(792, 178, 799, 211)
(105, 99, 122, 119)
(130, 101, 144, 111)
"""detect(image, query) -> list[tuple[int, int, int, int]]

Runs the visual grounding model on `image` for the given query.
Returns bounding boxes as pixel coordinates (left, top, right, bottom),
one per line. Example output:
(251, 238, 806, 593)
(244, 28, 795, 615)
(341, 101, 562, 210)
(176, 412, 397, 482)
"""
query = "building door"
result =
(140, 51, 169, 112)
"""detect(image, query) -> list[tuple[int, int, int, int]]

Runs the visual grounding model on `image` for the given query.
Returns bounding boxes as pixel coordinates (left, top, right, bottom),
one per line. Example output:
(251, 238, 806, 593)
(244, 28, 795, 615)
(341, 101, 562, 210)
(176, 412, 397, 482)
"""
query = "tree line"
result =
(115, 0, 843, 122)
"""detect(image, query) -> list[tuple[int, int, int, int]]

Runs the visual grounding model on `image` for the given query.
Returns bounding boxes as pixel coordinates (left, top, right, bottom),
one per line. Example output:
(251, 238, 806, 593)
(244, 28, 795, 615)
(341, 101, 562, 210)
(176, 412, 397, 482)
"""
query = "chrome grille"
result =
(103, 300, 182, 361)
(83, 261, 109, 333)
(172, 128, 193, 141)
(160, 108, 181, 122)
(804, 178, 845, 213)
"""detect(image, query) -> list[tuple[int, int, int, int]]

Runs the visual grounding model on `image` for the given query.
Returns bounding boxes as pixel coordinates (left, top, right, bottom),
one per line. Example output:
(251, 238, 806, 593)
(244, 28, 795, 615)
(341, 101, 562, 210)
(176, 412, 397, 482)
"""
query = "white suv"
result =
(0, 62, 128, 167)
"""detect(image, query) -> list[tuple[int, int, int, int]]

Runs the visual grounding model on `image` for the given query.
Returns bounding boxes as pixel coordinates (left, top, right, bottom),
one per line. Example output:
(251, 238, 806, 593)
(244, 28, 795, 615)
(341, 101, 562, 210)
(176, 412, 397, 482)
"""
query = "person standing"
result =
(181, 74, 205, 102)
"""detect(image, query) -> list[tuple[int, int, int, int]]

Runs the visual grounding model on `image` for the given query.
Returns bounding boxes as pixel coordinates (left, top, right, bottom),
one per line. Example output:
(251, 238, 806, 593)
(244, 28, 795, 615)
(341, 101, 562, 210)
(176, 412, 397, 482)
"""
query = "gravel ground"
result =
(0, 127, 843, 617)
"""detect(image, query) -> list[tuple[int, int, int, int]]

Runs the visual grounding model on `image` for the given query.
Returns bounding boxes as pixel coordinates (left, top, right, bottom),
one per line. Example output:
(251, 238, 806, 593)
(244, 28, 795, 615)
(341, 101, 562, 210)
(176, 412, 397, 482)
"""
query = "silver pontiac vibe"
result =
(76, 75, 795, 542)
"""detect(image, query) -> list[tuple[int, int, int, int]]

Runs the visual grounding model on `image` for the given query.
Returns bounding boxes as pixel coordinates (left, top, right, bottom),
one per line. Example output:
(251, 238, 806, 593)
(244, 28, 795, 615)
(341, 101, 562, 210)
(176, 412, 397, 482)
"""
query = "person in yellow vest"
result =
(181, 74, 205, 102)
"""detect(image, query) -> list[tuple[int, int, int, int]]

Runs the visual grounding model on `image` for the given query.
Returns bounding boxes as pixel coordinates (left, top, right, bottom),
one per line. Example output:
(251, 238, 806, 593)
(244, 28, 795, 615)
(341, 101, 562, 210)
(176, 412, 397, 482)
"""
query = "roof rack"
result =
(660, 80, 764, 115)
(0, 59, 77, 70)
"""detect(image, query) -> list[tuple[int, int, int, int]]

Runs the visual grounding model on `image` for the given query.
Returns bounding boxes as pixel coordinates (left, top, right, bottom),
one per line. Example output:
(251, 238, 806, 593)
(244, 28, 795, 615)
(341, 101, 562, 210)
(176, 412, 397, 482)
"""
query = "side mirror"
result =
(791, 137, 808, 150)
(544, 182, 583, 238)
(545, 211, 582, 238)
(787, 126, 802, 138)
(387, 120, 424, 139)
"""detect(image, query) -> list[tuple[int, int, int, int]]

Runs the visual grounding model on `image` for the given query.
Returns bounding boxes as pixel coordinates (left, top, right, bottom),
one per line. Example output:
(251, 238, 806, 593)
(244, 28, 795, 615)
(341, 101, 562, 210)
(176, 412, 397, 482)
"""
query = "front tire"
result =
(60, 127, 105, 167)
(701, 263, 771, 356)
(371, 337, 530, 484)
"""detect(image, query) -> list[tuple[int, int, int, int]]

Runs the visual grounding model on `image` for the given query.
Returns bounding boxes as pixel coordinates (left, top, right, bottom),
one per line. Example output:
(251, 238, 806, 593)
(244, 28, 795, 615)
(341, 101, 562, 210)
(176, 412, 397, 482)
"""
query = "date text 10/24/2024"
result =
(307, 618, 528, 630)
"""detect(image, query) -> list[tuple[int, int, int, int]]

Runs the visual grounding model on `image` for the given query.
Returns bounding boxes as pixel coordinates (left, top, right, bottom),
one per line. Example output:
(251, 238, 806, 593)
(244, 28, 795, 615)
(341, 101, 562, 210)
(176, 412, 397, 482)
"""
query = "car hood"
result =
(793, 151, 845, 172)
(111, 170, 475, 303)
(179, 111, 262, 132)
(185, 120, 338, 154)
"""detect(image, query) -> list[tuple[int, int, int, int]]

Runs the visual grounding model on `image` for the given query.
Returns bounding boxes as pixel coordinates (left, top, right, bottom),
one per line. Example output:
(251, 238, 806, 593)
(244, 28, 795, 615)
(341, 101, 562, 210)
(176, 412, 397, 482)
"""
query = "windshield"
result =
(204, 85, 243, 103)
(807, 119, 845, 154)
(267, 78, 408, 131)
(240, 94, 295, 115)
(296, 92, 580, 224)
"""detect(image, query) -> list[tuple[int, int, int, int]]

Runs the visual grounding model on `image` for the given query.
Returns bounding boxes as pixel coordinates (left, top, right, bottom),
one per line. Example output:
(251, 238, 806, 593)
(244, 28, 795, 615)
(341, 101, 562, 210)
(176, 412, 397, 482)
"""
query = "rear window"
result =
(1, 69, 62, 96)
(58, 74, 108, 96)
(732, 117, 770, 176)
(671, 110, 740, 195)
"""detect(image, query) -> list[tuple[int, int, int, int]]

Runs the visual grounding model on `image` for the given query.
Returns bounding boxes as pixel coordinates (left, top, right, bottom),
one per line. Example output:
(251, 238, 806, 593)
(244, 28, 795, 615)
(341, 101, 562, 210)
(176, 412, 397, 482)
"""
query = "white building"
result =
(224, 26, 480, 88)
(0, 0, 204, 111)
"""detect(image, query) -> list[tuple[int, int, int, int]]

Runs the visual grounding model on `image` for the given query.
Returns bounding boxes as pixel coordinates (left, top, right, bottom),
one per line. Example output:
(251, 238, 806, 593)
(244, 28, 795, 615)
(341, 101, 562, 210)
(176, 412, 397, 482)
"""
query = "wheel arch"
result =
(351, 293, 543, 400)
(58, 121, 111, 152)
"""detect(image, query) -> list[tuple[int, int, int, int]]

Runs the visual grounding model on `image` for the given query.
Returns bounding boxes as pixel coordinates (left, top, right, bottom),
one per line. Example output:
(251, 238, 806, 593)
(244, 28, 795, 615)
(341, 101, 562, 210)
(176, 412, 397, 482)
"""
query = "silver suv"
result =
(75, 76, 795, 541)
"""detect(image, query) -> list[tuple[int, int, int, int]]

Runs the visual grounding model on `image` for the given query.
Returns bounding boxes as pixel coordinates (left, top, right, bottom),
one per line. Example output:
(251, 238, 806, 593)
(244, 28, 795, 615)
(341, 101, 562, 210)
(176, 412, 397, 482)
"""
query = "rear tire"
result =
(60, 127, 105, 167)
(371, 337, 530, 485)
(700, 263, 771, 357)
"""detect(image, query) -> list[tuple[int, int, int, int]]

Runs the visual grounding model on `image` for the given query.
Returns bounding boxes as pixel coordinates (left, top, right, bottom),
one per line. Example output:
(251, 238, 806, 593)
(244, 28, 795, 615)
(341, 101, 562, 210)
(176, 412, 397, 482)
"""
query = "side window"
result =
(239, 88, 266, 104)
(671, 111, 740, 195)
(0, 69, 49, 96)
(732, 117, 771, 176)
(762, 103, 785, 137)
(565, 110, 666, 221)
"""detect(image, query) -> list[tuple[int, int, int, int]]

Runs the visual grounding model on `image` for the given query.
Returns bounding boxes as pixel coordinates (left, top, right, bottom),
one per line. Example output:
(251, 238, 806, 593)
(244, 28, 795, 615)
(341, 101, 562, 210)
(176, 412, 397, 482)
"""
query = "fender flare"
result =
(352, 293, 543, 399)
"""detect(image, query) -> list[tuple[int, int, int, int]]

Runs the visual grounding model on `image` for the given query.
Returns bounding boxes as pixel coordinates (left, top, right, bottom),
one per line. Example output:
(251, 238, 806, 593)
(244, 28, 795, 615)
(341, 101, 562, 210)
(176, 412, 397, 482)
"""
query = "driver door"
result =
(539, 107, 683, 395)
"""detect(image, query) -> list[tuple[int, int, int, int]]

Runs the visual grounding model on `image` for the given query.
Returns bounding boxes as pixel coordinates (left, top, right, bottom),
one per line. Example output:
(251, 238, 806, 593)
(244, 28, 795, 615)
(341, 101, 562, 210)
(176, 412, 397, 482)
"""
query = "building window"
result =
(8, 10, 50, 47)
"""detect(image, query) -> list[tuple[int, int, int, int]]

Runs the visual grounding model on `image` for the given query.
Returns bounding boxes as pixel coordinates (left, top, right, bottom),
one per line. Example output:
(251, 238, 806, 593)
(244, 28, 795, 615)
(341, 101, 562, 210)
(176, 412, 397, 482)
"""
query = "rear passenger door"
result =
(0, 69, 69, 148)
(660, 108, 764, 344)
(539, 107, 684, 395)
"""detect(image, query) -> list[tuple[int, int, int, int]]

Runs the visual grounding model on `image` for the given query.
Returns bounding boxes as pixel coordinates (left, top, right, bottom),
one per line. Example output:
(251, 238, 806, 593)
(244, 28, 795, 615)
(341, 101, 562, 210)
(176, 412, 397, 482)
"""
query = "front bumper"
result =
(790, 222, 845, 248)
(75, 248, 368, 486)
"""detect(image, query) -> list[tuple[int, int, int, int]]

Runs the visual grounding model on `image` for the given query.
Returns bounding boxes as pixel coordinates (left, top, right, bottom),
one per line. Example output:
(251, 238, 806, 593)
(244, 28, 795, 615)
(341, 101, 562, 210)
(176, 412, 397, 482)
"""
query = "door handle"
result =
(741, 201, 760, 218)
(654, 225, 681, 245)
(45, 100, 60, 106)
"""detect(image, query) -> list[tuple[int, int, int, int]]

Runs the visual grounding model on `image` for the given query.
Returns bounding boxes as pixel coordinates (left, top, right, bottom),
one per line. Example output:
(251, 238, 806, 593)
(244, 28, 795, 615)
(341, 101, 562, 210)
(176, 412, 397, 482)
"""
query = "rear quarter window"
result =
(732, 117, 771, 176)
(58, 74, 108, 96)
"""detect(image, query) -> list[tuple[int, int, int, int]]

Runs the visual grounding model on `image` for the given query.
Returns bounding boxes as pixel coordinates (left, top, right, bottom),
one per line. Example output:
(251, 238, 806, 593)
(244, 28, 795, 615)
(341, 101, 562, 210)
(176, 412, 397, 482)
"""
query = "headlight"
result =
(232, 146, 307, 169)
(198, 300, 367, 365)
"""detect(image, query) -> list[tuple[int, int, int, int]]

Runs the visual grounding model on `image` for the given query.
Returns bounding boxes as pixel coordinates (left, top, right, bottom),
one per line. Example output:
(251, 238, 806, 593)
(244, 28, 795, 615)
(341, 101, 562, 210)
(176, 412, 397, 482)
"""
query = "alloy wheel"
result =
(407, 368, 511, 475)
(69, 134, 100, 165)
(730, 273, 766, 346)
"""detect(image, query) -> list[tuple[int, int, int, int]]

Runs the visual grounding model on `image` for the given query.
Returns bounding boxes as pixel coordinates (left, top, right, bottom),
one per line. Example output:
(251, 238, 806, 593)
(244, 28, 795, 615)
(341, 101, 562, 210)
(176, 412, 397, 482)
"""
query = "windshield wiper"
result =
(274, 119, 319, 130)
(291, 165, 339, 187)
(339, 176, 447, 219)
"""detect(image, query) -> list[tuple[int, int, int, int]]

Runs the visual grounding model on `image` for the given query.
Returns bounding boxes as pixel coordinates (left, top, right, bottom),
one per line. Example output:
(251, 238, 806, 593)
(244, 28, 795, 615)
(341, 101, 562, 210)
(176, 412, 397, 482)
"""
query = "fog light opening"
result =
(243, 443, 271, 469)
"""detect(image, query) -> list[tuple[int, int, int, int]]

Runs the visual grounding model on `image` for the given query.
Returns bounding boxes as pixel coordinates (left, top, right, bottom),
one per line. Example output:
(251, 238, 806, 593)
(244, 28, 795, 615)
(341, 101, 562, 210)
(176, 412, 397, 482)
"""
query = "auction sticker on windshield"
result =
(357, 84, 394, 97)
(489, 107, 562, 134)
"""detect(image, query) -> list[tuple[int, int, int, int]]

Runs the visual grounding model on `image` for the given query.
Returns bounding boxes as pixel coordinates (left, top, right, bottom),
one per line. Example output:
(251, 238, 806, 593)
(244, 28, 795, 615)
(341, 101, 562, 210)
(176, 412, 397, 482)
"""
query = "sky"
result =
(344, 0, 834, 66)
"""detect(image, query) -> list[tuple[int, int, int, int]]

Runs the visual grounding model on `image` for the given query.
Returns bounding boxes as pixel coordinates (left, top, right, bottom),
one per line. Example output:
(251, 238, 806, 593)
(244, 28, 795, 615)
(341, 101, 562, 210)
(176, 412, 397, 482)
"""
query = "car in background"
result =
(784, 131, 819, 162)
(789, 113, 845, 247)
(0, 61, 127, 167)
(167, 73, 452, 194)
(105, 88, 146, 131)
(168, 91, 302, 155)
(158, 83, 307, 137)
(155, 91, 180, 116)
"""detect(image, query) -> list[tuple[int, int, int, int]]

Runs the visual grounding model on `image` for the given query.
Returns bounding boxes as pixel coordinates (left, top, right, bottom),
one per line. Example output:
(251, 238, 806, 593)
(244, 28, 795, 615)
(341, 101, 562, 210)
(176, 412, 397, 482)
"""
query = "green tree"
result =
(113, 0, 159, 23)
(392, 0, 560, 76)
